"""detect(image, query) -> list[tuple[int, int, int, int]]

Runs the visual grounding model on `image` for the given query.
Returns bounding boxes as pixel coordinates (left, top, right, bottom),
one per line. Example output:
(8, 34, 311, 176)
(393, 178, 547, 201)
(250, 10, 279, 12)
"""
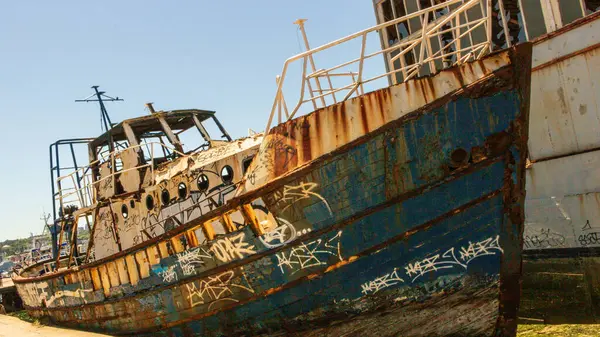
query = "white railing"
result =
(265, 0, 513, 134)
(55, 142, 186, 211)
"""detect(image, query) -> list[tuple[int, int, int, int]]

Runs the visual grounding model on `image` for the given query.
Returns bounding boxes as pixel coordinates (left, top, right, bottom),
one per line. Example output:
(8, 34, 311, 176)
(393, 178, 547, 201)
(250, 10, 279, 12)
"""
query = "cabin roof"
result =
(90, 109, 215, 148)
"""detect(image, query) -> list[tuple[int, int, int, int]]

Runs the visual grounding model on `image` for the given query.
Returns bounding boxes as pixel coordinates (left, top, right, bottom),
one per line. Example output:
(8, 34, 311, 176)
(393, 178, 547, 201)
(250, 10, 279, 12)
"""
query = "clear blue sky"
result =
(0, 1, 381, 241)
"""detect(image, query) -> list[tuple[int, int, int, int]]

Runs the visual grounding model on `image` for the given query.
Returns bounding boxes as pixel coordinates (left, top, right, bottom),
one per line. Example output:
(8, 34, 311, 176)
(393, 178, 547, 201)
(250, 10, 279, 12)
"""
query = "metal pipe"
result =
(146, 102, 156, 114)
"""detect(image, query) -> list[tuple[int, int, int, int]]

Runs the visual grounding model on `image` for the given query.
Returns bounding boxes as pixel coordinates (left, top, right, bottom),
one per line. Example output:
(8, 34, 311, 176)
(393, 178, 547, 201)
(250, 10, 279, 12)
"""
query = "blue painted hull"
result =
(137, 92, 524, 336)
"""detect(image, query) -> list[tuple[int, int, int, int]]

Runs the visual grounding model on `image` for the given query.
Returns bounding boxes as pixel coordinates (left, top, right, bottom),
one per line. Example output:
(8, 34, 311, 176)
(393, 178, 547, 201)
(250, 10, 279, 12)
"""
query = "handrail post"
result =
(151, 143, 155, 184)
(487, 0, 493, 52)
(295, 19, 327, 107)
(275, 76, 290, 119)
(497, 0, 511, 48)
(289, 56, 310, 120)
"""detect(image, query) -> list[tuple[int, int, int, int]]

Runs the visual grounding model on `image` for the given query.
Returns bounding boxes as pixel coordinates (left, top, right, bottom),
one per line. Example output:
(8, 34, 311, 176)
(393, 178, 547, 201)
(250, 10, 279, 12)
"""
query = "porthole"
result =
(221, 165, 234, 184)
(146, 195, 155, 210)
(161, 189, 170, 206)
(121, 204, 129, 219)
(178, 183, 188, 199)
(129, 200, 135, 209)
(197, 174, 209, 192)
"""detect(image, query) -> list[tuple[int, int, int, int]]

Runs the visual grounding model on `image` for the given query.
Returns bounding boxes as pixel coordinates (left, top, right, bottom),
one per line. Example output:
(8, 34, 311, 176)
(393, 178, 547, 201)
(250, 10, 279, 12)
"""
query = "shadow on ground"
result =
(519, 256, 600, 325)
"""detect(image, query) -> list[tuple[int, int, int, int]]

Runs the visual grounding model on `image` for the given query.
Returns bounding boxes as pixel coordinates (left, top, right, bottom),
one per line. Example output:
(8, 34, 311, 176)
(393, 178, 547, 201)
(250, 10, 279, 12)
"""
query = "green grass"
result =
(518, 324, 600, 336)
(8, 310, 38, 323)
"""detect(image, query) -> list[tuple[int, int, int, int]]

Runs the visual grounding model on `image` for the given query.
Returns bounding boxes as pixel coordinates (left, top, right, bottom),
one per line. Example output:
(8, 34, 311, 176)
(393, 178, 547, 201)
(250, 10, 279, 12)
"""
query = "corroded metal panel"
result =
(526, 149, 600, 200)
(525, 191, 600, 250)
(239, 52, 513, 194)
(528, 47, 600, 161)
(13, 45, 531, 336)
(525, 149, 600, 250)
(528, 15, 600, 161)
(531, 13, 600, 69)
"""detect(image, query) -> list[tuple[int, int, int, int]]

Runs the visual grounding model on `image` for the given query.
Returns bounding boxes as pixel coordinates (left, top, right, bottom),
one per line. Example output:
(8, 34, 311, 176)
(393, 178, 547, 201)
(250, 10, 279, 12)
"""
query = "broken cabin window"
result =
(242, 156, 255, 174)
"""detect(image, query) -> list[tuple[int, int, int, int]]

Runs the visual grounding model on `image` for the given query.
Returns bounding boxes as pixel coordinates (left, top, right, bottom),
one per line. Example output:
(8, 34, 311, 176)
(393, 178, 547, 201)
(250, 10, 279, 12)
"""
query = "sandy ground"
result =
(0, 314, 110, 337)
(1, 313, 599, 337)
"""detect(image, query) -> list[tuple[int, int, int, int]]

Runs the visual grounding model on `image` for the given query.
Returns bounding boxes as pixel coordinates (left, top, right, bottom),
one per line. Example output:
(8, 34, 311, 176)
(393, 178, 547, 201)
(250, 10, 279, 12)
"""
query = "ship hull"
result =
(14, 45, 531, 337)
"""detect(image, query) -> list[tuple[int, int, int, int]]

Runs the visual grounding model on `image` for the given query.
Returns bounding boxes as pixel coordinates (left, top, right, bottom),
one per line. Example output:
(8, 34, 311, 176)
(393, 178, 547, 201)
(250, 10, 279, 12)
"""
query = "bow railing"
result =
(265, 0, 513, 134)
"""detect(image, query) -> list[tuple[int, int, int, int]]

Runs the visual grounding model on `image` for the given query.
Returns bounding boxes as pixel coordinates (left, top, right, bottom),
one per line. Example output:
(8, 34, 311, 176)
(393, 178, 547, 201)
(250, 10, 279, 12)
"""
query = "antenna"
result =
(40, 212, 51, 235)
(75, 86, 124, 133)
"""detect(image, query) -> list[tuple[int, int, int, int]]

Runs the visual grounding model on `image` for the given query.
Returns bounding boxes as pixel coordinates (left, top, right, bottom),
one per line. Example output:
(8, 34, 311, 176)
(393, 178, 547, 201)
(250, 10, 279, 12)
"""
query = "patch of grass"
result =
(518, 324, 600, 337)
(8, 310, 37, 323)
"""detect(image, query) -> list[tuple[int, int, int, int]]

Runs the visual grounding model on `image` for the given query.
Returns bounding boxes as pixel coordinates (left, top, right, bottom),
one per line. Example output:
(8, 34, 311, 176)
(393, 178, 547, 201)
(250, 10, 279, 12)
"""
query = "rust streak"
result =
(376, 90, 386, 123)
(301, 117, 312, 163)
(359, 99, 370, 134)
(339, 103, 349, 144)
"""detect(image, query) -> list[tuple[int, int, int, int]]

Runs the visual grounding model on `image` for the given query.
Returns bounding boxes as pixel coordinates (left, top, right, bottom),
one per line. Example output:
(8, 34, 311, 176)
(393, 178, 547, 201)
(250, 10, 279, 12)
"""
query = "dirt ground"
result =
(2, 312, 600, 336)
(0, 314, 109, 337)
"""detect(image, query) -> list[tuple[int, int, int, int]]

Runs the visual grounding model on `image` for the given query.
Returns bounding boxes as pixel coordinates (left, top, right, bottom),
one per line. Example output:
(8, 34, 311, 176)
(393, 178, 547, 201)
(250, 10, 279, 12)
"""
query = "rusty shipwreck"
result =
(14, 1, 533, 336)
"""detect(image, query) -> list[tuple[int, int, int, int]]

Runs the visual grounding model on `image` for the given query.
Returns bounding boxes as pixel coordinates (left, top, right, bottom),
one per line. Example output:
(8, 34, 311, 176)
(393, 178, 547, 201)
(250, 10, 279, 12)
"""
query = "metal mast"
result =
(75, 86, 123, 133)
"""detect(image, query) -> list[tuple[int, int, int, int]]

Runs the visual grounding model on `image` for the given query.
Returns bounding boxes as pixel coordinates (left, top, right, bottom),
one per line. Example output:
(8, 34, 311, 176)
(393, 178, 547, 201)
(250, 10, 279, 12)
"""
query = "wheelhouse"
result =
(47, 108, 262, 266)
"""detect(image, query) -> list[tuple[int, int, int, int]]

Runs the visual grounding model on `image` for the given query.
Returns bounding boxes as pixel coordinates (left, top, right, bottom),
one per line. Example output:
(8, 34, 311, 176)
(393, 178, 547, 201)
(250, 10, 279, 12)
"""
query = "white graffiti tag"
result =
(45, 288, 94, 307)
(405, 235, 503, 282)
(158, 265, 178, 283)
(177, 247, 212, 276)
(185, 271, 254, 310)
(259, 218, 298, 248)
(458, 235, 503, 263)
(280, 182, 333, 215)
(276, 231, 343, 274)
(210, 233, 256, 263)
(404, 248, 465, 282)
(361, 268, 405, 295)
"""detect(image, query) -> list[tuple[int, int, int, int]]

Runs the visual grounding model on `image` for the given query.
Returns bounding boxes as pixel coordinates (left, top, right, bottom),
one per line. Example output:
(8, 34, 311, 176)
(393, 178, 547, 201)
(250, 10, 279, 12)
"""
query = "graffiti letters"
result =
(578, 220, 600, 247)
(458, 235, 504, 263)
(210, 233, 256, 263)
(404, 248, 465, 282)
(579, 232, 600, 246)
(185, 271, 254, 310)
(405, 236, 503, 282)
(524, 228, 566, 249)
(278, 182, 333, 216)
(276, 231, 343, 274)
(258, 218, 303, 248)
(177, 247, 212, 276)
(142, 184, 237, 242)
(158, 265, 178, 283)
(361, 268, 404, 295)
(45, 288, 93, 307)
(247, 137, 297, 185)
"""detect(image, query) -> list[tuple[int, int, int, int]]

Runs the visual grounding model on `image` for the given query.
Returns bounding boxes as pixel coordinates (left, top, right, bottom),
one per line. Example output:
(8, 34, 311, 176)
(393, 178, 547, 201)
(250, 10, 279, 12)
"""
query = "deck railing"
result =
(55, 142, 186, 212)
(265, 0, 513, 134)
